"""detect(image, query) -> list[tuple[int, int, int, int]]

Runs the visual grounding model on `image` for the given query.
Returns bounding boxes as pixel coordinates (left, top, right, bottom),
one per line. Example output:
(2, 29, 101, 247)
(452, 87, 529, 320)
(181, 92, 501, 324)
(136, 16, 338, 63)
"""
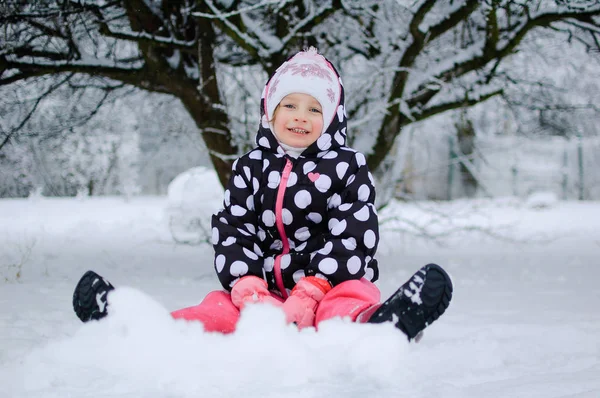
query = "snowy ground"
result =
(1, 195, 599, 398)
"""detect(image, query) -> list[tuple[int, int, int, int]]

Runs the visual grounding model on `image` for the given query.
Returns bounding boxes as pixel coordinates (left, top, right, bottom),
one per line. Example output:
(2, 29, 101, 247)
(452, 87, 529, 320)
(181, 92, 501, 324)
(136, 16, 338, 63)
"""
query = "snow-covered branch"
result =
(193, 0, 283, 19)
(196, 0, 338, 59)
(277, 2, 335, 53)
(0, 57, 172, 94)
(422, 0, 481, 45)
(415, 89, 503, 122)
(198, 0, 269, 59)
(98, 27, 197, 53)
(0, 74, 73, 151)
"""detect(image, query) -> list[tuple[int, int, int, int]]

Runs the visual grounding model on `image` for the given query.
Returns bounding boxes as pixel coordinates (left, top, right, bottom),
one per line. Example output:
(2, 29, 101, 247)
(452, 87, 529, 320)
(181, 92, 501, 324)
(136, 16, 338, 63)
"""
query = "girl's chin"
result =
(286, 138, 314, 146)
(280, 133, 316, 145)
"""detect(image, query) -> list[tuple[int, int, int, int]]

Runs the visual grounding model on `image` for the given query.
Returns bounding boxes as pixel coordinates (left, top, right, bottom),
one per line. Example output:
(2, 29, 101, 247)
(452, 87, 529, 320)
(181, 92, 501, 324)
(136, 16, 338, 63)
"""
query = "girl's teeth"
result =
(291, 128, 308, 134)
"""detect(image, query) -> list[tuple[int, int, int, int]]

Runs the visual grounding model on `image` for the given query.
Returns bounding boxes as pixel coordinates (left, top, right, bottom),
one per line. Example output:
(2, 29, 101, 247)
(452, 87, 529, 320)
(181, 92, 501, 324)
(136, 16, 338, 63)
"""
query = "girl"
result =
(73, 48, 452, 341)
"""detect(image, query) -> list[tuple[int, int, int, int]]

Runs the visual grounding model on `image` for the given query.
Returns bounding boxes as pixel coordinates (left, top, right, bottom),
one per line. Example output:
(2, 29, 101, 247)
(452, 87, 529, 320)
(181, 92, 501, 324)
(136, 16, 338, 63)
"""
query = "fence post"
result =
(511, 166, 518, 197)
(447, 134, 455, 200)
(511, 135, 518, 197)
(578, 132, 584, 200)
(562, 144, 568, 200)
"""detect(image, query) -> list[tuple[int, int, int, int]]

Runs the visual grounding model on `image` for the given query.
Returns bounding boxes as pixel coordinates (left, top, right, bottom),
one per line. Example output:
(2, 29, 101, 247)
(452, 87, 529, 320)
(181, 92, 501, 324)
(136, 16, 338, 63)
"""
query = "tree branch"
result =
(391, 0, 481, 110)
(196, 0, 268, 61)
(407, 7, 600, 110)
(0, 73, 73, 151)
(0, 58, 174, 94)
(26, 19, 67, 40)
(423, 0, 481, 45)
(277, 2, 338, 51)
(97, 26, 198, 54)
(415, 88, 502, 122)
(194, 0, 282, 19)
(367, 0, 481, 172)
(0, 1, 119, 23)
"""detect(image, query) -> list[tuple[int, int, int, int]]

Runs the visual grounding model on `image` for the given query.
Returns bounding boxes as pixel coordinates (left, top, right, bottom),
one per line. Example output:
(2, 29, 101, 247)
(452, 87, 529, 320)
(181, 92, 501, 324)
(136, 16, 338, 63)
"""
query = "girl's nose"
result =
(294, 111, 308, 122)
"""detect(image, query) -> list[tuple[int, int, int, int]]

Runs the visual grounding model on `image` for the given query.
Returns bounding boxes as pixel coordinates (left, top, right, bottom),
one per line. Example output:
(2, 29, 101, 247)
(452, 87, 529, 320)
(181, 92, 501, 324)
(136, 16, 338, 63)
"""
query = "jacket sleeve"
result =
(305, 151, 380, 286)
(211, 158, 264, 291)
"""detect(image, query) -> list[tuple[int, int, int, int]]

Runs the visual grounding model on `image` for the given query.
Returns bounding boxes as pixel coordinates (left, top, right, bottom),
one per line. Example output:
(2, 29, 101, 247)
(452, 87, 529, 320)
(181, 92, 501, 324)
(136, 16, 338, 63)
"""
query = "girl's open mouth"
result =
(289, 128, 309, 135)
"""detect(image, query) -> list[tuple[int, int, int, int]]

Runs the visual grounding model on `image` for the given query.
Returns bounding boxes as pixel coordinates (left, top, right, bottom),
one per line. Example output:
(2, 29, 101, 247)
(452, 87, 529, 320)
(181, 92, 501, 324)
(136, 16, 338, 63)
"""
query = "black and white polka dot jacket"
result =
(211, 64, 379, 297)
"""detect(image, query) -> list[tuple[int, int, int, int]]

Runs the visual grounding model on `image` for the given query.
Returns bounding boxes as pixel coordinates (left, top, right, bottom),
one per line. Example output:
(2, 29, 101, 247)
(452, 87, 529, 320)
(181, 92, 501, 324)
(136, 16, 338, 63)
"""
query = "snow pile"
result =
(6, 287, 408, 398)
(165, 167, 223, 244)
(166, 166, 223, 207)
(525, 191, 559, 209)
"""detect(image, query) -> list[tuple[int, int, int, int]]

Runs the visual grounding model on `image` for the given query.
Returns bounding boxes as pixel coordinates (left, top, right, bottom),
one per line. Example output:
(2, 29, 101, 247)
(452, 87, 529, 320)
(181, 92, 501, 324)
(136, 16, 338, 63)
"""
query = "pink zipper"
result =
(273, 159, 293, 298)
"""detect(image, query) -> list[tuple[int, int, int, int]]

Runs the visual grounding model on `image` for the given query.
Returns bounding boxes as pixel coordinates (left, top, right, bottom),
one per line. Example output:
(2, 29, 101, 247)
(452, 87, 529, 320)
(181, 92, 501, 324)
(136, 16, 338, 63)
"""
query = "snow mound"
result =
(165, 167, 223, 244)
(525, 191, 559, 209)
(167, 166, 223, 207)
(8, 288, 409, 398)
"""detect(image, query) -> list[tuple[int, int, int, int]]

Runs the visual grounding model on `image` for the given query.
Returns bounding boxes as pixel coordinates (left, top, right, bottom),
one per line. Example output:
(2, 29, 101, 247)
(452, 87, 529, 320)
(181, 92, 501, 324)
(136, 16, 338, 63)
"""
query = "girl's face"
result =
(272, 93, 324, 148)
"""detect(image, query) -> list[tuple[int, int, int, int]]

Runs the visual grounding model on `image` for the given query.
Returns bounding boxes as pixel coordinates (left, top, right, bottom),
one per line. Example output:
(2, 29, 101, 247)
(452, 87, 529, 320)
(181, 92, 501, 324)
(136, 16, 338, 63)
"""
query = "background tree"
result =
(1, 0, 599, 191)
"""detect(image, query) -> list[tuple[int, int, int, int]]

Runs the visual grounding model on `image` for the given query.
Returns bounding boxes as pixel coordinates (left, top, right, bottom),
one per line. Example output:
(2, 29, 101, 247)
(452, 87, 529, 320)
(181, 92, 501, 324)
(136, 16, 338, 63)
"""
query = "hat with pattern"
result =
(264, 47, 342, 135)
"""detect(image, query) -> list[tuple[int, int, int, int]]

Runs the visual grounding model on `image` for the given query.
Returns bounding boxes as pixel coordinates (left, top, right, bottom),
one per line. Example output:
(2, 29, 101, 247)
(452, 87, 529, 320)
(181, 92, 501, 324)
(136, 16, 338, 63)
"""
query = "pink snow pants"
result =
(170, 279, 381, 333)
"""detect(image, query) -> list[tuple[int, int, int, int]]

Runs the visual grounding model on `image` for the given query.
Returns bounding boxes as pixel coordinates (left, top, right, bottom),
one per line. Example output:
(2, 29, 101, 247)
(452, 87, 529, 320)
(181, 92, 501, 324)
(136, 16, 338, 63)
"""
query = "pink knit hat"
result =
(264, 47, 342, 134)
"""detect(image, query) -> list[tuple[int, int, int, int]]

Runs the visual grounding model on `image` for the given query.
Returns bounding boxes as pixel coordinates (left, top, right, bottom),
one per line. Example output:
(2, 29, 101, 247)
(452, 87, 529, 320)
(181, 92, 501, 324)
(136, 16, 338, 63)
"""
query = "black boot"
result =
(72, 270, 115, 322)
(367, 263, 453, 341)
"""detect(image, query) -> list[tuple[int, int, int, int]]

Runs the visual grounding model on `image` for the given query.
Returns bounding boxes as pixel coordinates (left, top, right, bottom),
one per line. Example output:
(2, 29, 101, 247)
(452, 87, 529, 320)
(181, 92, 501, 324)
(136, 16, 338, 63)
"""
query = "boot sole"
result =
(368, 263, 453, 339)
(420, 263, 453, 326)
(72, 270, 112, 322)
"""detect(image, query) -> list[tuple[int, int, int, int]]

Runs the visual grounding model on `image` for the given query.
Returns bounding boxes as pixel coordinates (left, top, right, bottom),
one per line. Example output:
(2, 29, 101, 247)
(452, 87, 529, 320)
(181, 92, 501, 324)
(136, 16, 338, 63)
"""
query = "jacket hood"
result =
(255, 51, 348, 157)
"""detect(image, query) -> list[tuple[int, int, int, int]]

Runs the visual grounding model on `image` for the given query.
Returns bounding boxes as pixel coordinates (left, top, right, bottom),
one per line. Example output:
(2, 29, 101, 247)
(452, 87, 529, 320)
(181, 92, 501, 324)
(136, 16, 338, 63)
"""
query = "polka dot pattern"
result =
(341, 237, 357, 250)
(211, 227, 219, 245)
(294, 227, 311, 241)
(357, 185, 371, 202)
(294, 190, 312, 209)
(222, 236, 236, 246)
(347, 256, 362, 274)
(292, 269, 306, 283)
(262, 210, 275, 227)
(337, 105, 345, 122)
(287, 172, 298, 187)
(318, 258, 338, 275)
(303, 161, 316, 174)
(246, 195, 254, 211)
(234, 175, 246, 189)
(211, 60, 380, 292)
(316, 134, 332, 151)
(230, 261, 248, 276)
(282, 208, 293, 225)
(364, 230, 376, 249)
(215, 255, 226, 272)
(307, 212, 322, 223)
(354, 207, 370, 221)
(231, 205, 246, 216)
(314, 174, 332, 193)
(258, 137, 270, 148)
(336, 162, 349, 179)
(267, 171, 280, 189)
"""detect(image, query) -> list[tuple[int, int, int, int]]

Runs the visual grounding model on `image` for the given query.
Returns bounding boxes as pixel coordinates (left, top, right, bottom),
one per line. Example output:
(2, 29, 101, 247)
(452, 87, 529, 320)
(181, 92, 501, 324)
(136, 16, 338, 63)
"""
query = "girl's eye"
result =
(310, 108, 322, 113)
(283, 104, 295, 109)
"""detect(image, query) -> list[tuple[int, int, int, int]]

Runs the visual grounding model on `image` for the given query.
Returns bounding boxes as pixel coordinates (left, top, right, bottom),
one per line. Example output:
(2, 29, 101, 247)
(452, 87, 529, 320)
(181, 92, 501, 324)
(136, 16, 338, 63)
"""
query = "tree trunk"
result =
(455, 113, 478, 197)
(367, 110, 410, 174)
(122, 0, 239, 187)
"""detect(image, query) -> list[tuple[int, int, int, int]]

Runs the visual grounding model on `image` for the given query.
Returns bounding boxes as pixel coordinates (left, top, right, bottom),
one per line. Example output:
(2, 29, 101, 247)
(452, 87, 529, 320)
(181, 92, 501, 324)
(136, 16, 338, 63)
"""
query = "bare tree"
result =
(2, 0, 599, 187)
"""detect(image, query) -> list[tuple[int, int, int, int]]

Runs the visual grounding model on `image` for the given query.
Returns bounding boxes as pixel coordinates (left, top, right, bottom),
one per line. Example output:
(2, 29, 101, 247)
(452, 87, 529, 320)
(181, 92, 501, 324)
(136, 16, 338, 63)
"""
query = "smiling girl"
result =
(73, 47, 453, 341)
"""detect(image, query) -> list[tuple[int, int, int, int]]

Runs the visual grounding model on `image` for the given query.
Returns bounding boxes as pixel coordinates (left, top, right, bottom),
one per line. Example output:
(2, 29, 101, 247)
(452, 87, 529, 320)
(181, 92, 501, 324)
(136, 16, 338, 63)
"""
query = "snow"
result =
(1, 192, 600, 397)
(525, 191, 559, 210)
